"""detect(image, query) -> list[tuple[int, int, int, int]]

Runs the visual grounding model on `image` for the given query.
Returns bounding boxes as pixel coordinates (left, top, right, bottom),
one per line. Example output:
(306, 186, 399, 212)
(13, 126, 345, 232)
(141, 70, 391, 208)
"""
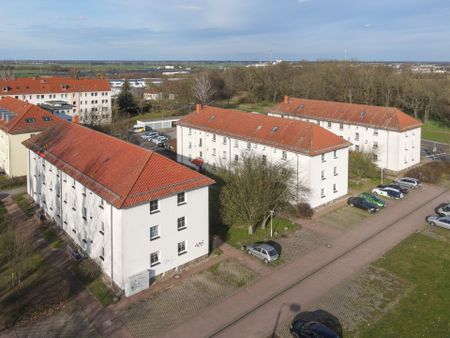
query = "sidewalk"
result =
(160, 184, 449, 338)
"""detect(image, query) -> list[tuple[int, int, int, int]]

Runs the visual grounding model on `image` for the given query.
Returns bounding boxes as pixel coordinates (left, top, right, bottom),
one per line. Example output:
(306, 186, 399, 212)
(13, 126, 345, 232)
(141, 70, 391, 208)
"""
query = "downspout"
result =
(60, 169, 63, 229)
(296, 153, 299, 204)
(386, 130, 389, 170)
(110, 203, 114, 287)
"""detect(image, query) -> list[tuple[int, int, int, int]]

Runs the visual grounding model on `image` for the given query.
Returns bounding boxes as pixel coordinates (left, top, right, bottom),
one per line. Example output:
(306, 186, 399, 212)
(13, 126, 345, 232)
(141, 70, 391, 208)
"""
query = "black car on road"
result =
(347, 197, 380, 213)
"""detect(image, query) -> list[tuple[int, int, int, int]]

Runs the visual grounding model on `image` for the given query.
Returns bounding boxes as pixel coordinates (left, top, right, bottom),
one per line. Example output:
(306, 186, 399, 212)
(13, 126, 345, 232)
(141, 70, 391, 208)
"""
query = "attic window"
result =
(42, 116, 52, 122)
(2, 86, 9, 92)
(25, 117, 36, 123)
(272, 126, 279, 132)
(360, 111, 366, 118)
(209, 115, 216, 120)
(300, 104, 304, 109)
(256, 125, 262, 130)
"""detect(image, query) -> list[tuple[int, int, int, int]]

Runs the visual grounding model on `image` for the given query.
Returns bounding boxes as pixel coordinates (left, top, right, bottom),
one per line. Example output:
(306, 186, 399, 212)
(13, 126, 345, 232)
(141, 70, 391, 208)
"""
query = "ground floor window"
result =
(178, 241, 187, 255)
(150, 251, 160, 266)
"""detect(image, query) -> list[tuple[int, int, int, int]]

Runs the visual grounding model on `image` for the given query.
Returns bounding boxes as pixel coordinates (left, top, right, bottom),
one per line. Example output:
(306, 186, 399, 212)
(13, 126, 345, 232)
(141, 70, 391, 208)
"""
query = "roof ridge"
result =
(119, 151, 154, 208)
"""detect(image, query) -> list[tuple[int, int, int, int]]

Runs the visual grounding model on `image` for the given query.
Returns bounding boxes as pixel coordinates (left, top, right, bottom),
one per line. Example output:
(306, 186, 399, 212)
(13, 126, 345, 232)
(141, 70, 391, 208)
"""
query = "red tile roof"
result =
(270, 97, 422, 132)
(0, 77, 111, 95)
(178, 105, 350, 156)
(23, 122, 214, 209)
(0, 97, 64, 134)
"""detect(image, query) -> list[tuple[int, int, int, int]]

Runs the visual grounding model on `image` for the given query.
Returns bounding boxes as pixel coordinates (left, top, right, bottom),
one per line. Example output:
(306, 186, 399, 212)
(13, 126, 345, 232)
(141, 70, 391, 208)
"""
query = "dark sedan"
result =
(386, 184, 409, 194)
(347, 197, 380, 213)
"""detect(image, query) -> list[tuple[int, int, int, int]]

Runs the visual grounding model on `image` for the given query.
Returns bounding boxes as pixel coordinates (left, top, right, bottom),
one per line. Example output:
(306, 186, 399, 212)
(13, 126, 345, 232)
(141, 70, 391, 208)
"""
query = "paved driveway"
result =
(161, 184, 449, 338)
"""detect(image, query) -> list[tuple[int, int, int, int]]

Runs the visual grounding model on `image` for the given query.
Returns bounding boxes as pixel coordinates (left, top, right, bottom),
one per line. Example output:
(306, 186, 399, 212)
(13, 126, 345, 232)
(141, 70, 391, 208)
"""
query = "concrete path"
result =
(161, 184, 449, 338)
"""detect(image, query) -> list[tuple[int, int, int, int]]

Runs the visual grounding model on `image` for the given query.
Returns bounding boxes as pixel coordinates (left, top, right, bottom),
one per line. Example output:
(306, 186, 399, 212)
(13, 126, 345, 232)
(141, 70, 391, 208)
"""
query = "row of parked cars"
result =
(347, 177, 421, 213)
(426, 202, 450, 230)
(140, 130, 169, 146)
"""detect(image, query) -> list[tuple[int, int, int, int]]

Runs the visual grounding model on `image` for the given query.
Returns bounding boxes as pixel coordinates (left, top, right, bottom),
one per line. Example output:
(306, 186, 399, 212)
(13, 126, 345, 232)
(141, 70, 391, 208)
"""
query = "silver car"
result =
(435, 203, 450, 217)
(426, 215, 450, 230)
(246, 243, 279, 263)
(394, 177, 421, 189)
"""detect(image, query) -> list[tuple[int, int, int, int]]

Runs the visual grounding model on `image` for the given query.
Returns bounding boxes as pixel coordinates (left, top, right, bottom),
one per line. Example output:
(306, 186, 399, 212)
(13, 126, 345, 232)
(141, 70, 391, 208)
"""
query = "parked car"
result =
(347, 197, 379, 213)
(245, 242, 279, 263)
(426, 215, 450, 230)
(131, 125, 145, 133)
(358, 192, 386, 208)
(290, 319, 341, 338)
(435, 203, 450, 217)
(141, 131, 158, 140)
(372, 186, 403, 199)
(151, 136, 168, 145)
(394, 177, 421, 189)
(385, 184, 409, 195)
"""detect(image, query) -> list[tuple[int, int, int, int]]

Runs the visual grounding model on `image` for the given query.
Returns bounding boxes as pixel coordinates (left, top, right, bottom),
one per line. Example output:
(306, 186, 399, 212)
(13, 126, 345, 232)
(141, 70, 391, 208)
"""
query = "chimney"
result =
(196, 104, 202, 113)
(284, 95, 289, 104)
(73, 115, 79, 124)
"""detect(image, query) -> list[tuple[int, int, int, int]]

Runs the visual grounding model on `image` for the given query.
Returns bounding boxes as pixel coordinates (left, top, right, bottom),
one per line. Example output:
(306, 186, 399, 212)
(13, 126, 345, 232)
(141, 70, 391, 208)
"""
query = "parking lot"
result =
(421, 139, 450, 162)
(134, 127, 177, 159)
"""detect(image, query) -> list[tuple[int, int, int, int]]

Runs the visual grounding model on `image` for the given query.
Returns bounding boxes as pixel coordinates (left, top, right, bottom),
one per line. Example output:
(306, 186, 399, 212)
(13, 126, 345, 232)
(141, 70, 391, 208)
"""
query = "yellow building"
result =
(0, 97, 63, 177)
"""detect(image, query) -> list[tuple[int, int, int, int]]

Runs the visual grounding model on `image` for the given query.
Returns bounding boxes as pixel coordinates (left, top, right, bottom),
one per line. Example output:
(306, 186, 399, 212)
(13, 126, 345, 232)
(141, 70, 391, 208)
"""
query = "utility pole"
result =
(269, 210, 274, 237)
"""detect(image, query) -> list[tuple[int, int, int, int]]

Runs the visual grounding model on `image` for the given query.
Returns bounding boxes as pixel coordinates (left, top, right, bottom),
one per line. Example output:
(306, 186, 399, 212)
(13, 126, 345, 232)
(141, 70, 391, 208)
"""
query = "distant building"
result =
(24, 121, 214, 296)
(0, 77, 112, 124)
(143, 89, 163, 101)
(0, 97, 63, 177)
(177, 105, 350, 208)
(269, 97, 422, 171)
(109, 79, 147, 97)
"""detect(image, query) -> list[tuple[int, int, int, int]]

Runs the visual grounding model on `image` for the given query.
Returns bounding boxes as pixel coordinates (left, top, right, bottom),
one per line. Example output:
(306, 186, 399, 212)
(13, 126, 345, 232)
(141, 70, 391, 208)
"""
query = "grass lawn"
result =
(215, 99, 274, 113)
(421, 120, 450, 144)
(0, 176, 26, 190)
(356, 232, 450, 337)
(42, 226, 63, 249)
(318, 205, 371, 230)
(69, 259, 115, 307)
(225, 217, 300, 249)
(12, 194, 35, 218)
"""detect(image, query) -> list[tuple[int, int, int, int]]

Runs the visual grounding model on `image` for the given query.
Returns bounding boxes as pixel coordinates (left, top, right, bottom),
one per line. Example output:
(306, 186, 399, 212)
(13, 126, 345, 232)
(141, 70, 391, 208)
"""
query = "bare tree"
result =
(0, 63, 15, 81)
(193, 72, 216, 105)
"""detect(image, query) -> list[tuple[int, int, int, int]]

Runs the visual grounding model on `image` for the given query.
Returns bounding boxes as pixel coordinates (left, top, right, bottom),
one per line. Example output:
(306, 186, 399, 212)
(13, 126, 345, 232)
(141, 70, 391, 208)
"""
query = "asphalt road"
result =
(421, 139, 450, 162)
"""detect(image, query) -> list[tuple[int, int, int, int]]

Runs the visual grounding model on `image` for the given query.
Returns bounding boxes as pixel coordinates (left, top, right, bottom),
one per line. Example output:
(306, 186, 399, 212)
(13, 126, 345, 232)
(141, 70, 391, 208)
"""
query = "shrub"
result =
(293, 203, 314, 219)
(405, 161, 450, 184)
(349, 151, 379, 180)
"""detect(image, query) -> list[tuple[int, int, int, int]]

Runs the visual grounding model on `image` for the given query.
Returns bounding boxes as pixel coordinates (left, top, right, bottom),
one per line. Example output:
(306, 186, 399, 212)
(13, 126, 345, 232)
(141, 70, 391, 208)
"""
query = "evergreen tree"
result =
(117, 80, 137, 115)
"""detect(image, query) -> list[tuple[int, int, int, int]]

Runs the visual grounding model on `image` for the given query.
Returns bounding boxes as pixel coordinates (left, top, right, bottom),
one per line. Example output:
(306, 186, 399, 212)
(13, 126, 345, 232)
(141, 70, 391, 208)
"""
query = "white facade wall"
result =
(2, 91, 112, 124)
(177, 125, 348, 208)
(269, 113, 421, 171)
(27, 149, 210, 295)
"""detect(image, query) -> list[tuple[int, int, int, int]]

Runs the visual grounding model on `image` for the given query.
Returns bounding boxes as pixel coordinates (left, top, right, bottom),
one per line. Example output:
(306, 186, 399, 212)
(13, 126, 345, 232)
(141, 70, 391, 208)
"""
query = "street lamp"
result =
(269, 210, 274, 237)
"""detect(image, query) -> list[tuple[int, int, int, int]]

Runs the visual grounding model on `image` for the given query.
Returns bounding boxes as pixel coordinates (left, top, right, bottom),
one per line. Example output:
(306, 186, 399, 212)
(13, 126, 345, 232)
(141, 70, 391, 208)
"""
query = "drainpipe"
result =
(110, 203, 114, 287)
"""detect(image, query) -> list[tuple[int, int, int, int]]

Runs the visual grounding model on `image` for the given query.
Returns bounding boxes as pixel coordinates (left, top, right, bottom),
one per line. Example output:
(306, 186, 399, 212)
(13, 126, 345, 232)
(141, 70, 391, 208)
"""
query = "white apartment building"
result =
(177, 105, 351, 208)
(24, 121, 214, 296)
(269, 97, 422, 172)
(0, 77, 112, 124)
(109, 79, 147, 97)
(0, 97, 62, 177)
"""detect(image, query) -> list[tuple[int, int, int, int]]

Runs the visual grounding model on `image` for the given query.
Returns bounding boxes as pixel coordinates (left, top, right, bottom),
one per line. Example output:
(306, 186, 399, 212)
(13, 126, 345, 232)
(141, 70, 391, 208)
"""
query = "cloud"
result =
(175, 4, 203, 11)
(364, 23, 372, 28)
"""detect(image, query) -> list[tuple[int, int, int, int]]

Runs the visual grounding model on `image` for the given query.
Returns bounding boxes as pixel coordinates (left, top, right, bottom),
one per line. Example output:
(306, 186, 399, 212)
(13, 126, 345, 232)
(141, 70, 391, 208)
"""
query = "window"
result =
(199, 138, 202, 147)
(246, 142, 251, 150)
(25, 117, 36, 123)
(355, 145, 360, 151)
(150, 199, 159, 213)
(327, 121, 331, 128)
(321, 170, 326, 180)
(234, 154, 239, 163)
(82, 207, 87, 221)
(333, 184, 337, 193)
(334, 166, 338, 176)
(212, 133, 216, 142)
(222, 151, 227, 159)
(333, 150, 338, 159)
(223, 137, 227, 145)
(100, 247, 105, 261)
(178, 241, 187, 255)
(282, 151, 287, 160)
(82, 186, 87, 196)
(373, 141, 378, 150)
(177, 192, 186, 205)
(355, 133, 359, 141)
(262, 155, 267, 165)
(99, 199, 104, 209)
(188, 141, 192, 149)
(339, 122, 343, 130)
(321, 153, 326, 162)
(177, 216, 186, 231)
(373, 129, 378, 136)
(199, 151, 203, 158)
(150, 225, 159, 240)
(321, 188, 325, 198)
(234, 139, 239, 148)
(188, 128, 192, 136)
(212, 148, 216, 156)
(42, 116, 52, 122)
(150, 251, 160, 266)
(373, 153, 378, 161)
(72, 178, 76, 189)
(100, 222, 105, 235)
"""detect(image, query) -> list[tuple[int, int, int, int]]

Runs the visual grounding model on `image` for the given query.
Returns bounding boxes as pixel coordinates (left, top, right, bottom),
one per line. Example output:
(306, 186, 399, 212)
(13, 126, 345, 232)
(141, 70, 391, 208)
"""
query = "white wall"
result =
(177, 125, 348, 208)
(269, 113, 421, 171)
(27, 149, 210, 293)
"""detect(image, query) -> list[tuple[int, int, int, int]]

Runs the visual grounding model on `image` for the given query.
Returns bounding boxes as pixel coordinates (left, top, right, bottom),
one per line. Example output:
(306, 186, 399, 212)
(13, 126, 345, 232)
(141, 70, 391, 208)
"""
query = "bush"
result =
(405, 161, 450, 184)
(349, 151, 379, 180)
(294, 203, 314, 219)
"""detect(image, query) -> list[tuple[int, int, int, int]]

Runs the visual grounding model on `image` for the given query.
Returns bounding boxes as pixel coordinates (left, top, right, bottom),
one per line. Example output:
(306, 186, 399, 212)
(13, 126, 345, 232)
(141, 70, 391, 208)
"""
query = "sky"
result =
(0, 0, 449, 61)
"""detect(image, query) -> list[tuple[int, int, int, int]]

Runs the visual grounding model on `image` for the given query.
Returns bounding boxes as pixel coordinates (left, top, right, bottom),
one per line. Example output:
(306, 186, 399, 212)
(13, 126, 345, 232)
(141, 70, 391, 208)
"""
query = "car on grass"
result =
(372, 186, 403, 199)
(358, 192, 386, 208)
(426, 216, 450, 230)
(394, 177, 421, 189)
(435, 203, 450, 217)
(347, 197, 379, 213)
(290, 319, 341, 338)
(245, 242, 279, 263)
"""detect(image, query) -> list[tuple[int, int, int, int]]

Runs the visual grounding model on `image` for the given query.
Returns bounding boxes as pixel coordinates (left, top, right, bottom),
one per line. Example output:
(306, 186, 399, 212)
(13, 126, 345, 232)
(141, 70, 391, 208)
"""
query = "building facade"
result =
(269, 97, 422, 171)
(177, 105, 350, 208)
(24, 122, 213, 296)
(0, 97, 62, 177)
(0, 77, 112, 124)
